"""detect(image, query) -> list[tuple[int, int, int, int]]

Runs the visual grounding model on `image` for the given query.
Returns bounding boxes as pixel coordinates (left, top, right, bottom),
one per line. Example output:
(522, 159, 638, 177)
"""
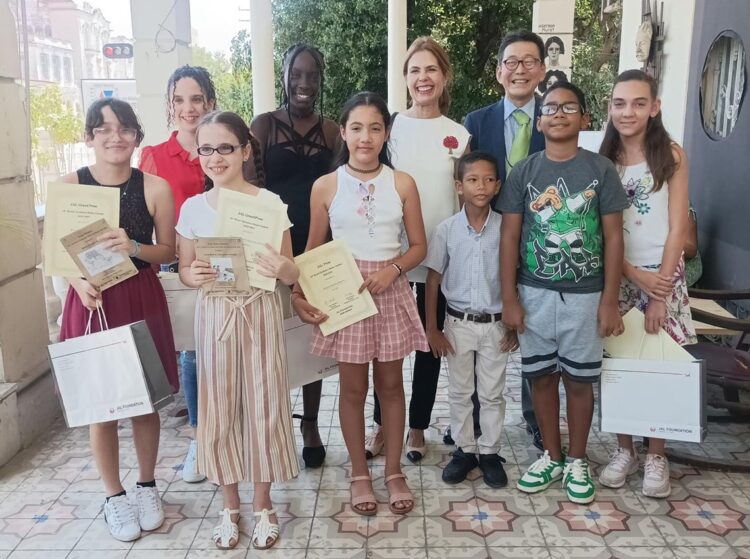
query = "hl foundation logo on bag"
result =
(109, 401, 148, 415)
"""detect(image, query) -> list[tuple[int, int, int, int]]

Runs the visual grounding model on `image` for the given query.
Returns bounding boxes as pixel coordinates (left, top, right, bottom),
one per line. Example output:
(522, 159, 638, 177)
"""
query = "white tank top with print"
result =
(329, 165, 404, 261)
(621, 161, 670, 267)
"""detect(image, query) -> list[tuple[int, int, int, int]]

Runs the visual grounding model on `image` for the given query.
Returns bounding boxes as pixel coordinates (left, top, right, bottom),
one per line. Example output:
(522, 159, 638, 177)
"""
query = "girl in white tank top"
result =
(291, 92, 428, 517)
(598, 70, 696, 499)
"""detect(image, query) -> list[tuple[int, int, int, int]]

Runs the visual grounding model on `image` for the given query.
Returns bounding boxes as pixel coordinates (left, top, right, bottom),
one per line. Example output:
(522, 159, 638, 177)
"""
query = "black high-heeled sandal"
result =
(293, 414, 326, 468)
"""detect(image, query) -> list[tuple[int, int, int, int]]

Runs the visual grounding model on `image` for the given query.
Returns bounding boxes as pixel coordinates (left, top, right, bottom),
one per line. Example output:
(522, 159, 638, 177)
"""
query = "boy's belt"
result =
(447, 306, 502, 323)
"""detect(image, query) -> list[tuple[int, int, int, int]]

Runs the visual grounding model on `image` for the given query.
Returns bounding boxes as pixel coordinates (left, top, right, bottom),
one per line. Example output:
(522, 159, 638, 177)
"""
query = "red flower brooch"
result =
(443, 135, 459, 155)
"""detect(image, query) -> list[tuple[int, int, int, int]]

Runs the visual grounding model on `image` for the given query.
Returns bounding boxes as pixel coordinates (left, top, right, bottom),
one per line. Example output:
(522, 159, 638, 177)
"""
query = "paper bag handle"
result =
(84, 300, 110, 335)
(637, 331, 665, 360)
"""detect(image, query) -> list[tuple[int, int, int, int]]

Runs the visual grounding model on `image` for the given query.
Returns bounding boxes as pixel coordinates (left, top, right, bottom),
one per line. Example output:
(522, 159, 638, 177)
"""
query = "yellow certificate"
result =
(215, 189, 287, 292)
(295, 240, 378, 336)
(43, 182, 120, 277)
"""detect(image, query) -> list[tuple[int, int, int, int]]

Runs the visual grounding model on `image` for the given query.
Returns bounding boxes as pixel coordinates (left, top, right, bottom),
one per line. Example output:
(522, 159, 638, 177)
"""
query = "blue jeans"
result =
(179, 351, 198, 428)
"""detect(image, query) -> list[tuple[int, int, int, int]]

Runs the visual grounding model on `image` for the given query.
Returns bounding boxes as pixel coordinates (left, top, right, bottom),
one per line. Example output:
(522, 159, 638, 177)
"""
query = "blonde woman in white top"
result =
(367, 37, 470, 463)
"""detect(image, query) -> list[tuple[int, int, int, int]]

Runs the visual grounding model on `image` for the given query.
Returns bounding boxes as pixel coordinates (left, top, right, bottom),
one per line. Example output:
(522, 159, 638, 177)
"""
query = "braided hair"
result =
(166, 65, 217, 128)
(196, 111, 265, 188)
(280, 44, 328, 153)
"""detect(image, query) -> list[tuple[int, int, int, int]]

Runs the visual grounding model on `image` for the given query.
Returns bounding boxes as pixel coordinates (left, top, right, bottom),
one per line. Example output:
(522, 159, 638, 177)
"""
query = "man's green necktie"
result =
(506, 110, 532, 175)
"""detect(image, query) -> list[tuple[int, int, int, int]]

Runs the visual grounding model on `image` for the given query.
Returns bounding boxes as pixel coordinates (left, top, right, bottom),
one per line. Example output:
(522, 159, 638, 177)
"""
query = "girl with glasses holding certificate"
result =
(176, 111, 299, 551)
(57, 98, 178, 543)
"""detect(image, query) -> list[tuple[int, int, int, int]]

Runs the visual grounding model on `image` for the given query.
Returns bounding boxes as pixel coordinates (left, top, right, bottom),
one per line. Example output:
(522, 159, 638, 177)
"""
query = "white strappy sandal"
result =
(252, 508, 280, 550)
(212, 508, 240, 550)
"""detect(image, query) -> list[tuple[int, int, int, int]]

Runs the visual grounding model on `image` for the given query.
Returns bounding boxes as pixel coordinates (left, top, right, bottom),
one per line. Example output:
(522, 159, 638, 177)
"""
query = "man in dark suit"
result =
(464, 31, 548, 451)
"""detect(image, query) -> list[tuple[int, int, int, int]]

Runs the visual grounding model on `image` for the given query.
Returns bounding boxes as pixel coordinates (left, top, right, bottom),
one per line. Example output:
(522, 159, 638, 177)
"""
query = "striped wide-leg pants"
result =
(195, 288, 299, 485)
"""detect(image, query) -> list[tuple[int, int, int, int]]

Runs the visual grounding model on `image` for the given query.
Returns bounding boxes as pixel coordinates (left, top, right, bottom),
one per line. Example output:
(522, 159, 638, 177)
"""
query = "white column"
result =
(249, 0, 275, 115)
(387, 0, 407, 113)
(130, 0, 193, 145)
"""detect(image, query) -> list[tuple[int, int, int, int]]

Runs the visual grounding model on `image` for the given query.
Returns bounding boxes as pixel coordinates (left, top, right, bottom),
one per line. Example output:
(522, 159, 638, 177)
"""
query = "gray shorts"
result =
(517, 284, 603, 383)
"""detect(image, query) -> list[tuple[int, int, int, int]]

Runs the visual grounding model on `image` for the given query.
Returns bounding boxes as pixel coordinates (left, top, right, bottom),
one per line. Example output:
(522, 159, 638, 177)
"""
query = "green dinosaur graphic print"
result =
(525, 178, 602, 282)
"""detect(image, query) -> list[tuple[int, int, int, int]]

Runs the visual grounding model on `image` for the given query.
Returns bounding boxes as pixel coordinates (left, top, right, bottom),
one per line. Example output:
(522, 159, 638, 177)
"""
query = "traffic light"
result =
(103, 43, 133, 59)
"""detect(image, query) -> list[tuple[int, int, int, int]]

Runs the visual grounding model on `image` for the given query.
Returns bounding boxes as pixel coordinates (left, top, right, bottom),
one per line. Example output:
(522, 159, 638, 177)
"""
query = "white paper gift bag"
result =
(159, 272, 197, 351)
(48, 307, 174, 427)
(601, 308, 706, 443)
(285, 315, 338, 389)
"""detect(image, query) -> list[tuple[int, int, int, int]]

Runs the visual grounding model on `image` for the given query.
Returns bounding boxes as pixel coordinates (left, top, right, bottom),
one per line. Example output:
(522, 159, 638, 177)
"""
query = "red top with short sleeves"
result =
(139, 131, 205, 222)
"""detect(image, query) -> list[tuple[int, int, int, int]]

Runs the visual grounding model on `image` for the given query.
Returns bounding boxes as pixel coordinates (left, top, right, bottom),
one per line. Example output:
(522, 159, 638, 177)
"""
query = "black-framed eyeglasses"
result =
(540, 102, 583, 116)
(501, 57, 541, 71)
(196, 143, 246, 156)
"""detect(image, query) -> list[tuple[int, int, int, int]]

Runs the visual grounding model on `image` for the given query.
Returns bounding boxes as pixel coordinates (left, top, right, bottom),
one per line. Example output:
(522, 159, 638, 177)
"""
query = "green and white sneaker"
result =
(517, 450, 565, 494)
(563, 459, 596, 504)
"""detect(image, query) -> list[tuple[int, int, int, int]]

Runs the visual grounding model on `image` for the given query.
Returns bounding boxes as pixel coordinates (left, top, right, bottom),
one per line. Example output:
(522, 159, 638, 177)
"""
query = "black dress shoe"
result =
(442, 448, 479, 484)
(478, 454, 508, 488)
(293, 414, 326, 468)
(443, 426, 454, 446)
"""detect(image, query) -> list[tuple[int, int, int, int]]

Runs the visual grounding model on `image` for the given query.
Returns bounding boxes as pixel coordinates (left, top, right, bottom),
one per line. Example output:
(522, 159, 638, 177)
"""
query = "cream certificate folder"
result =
(60, 218, 137, 291)
(215, 189, 285, 292)
(43, 182, 120, 277)
(295, 240, 378, 337)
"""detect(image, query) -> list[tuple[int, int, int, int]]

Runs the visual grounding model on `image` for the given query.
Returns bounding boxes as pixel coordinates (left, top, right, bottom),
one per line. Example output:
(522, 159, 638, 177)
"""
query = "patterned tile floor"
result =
(1, 353, 749, 558)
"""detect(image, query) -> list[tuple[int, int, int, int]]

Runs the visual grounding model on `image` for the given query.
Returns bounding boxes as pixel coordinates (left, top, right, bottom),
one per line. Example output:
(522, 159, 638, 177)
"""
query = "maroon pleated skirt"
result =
(59, 267, 179, 392)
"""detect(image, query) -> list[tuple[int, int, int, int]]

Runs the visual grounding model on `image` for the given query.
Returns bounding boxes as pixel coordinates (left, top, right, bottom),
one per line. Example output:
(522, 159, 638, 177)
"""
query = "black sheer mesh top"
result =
(263, 115, 333, 256)
(75, 167, 152, 269)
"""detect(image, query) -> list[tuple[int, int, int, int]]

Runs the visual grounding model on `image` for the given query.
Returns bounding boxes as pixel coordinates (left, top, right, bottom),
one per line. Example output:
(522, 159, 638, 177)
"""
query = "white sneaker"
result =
(182, 439, 206, 483)
(103, 494, 141, 542)
(642, 454, 671, 498)
(135, 485, 165, 531)
(599, 447, 639, 488)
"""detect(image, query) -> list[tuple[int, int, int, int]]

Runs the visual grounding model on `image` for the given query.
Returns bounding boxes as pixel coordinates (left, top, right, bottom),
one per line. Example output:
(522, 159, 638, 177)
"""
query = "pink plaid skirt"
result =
(310, 258, 429, 364)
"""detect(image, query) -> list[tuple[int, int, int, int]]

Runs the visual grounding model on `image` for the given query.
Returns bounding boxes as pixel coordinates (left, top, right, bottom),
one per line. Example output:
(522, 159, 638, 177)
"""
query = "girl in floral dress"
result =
(598, 69, 696, 499)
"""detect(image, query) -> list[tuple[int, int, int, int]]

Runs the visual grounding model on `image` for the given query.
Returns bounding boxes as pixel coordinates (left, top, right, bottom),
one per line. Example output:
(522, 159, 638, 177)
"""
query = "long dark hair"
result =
(166, 65, 217, 128)
(279, 44, 328, 154)
(599, 69, 677, 191)
(196, 111, 265, 187)
(332, 92, 392, 169)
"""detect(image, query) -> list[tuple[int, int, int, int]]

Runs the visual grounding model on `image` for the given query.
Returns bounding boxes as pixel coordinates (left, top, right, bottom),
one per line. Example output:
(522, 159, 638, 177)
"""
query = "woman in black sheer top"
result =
(249, 44, 340, 468)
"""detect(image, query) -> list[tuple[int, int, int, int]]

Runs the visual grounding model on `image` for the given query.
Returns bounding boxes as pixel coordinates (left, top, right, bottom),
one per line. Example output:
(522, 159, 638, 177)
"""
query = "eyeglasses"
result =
(540, 102, 583, 116)
(92, 126, 138, 141)
(501, 57, 541, 71)
(196, 143, 246, 156)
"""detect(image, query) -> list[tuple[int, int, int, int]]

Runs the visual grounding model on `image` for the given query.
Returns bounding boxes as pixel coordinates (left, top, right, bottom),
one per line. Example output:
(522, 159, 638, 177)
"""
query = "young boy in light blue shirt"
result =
(424, 151, 517, 488)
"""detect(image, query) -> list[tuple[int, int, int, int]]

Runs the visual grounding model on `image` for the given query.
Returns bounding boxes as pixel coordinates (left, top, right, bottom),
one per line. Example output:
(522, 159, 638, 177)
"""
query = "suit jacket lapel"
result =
(491, 99, 507, 181)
